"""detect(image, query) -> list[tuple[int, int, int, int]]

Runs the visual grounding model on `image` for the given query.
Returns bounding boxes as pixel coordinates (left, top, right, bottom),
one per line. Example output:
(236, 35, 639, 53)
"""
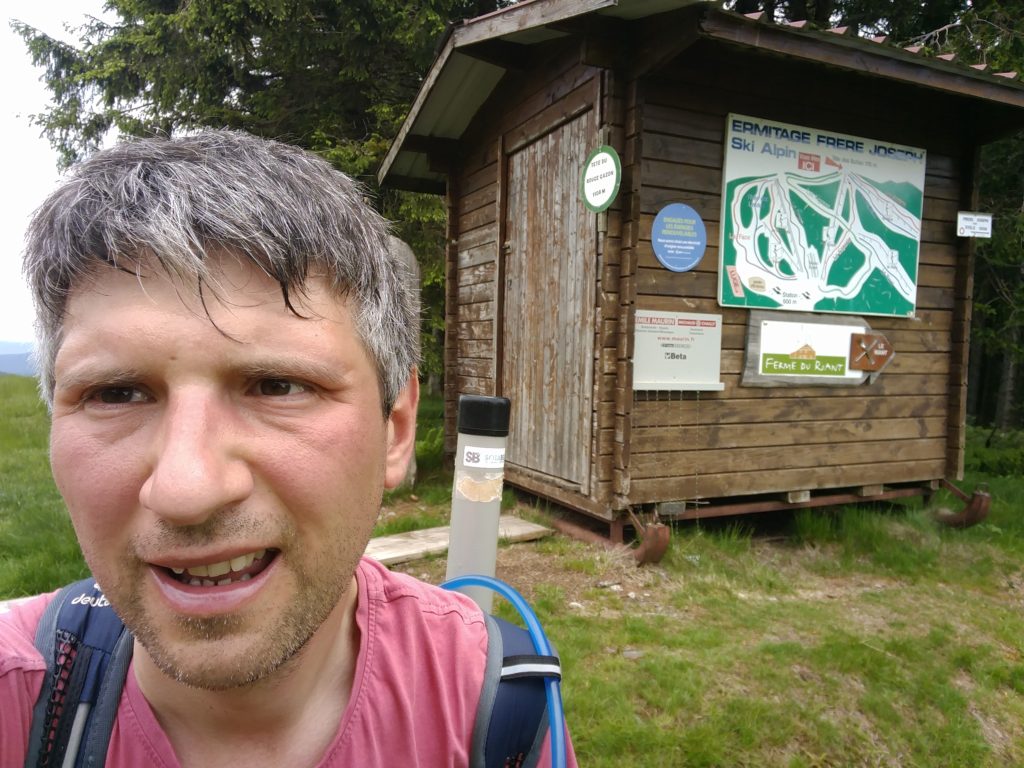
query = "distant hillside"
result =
(0, 353, 35, 377)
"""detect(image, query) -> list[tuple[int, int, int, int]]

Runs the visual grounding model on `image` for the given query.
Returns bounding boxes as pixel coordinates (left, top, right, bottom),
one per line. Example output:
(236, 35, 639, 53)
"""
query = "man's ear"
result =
(384, 372, 420, 489)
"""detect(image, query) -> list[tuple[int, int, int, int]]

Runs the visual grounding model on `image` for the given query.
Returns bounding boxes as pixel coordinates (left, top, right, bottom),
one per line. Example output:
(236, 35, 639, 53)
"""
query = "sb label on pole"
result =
(580, 145, 621, 213)
(462, 445, 505, 469)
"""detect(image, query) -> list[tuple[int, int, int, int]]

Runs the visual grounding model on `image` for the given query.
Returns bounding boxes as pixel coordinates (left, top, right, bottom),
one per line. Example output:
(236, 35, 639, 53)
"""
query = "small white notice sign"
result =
(957, 211, 993, 239)
(633, 310, 724, 391)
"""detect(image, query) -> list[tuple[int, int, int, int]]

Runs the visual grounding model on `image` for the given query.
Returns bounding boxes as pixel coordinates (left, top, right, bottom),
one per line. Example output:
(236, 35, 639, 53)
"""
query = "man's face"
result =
(49, 255, 416, 689)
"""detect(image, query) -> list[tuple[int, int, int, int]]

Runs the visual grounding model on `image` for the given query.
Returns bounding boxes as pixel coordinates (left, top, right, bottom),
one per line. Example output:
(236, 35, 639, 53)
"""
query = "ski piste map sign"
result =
(720, 114, 925, 318)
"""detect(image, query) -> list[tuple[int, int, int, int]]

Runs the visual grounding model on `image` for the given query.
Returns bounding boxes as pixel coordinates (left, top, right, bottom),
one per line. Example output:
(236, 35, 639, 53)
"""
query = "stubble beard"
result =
(131, 564, 347, 691)
(98, 519, 367, 691)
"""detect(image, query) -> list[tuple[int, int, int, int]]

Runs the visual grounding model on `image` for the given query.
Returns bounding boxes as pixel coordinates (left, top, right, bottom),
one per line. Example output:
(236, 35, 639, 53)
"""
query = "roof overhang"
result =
(379, 0, 1024, 192)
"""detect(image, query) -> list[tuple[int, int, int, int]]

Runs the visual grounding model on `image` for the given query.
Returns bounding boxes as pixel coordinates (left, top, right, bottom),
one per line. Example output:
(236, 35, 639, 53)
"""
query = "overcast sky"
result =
(2, 1, 110, 345)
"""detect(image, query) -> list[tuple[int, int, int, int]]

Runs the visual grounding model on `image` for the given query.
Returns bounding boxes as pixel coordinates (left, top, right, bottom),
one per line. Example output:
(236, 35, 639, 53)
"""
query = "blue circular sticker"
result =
(652, 203, 707, 272)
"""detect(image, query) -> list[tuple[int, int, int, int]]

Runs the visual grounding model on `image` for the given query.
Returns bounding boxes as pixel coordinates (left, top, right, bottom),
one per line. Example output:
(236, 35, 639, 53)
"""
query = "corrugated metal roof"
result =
(379, 0, 1024, 191)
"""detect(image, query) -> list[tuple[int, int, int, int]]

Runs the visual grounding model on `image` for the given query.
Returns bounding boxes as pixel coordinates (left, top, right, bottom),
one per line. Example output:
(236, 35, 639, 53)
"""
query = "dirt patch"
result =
(390, 504, 680, 616)
(391, 506, 895, 628)
(395, 530, 663, 598)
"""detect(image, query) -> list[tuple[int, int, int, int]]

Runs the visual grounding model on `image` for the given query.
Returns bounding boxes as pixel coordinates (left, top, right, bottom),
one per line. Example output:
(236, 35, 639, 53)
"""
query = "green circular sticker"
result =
(580, 145, 621, 213)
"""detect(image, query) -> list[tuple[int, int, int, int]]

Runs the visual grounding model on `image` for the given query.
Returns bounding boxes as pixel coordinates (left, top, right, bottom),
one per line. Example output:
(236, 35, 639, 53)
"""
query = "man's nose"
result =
(138, 391, 254, 524)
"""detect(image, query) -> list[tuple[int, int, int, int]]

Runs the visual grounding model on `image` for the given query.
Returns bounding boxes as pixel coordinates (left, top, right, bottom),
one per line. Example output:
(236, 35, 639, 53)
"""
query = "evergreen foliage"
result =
(13, 1, 501, 171)
(918, 2, 1024, 428)
(729, 0, 972, 38)
(12, 0, 506, 386)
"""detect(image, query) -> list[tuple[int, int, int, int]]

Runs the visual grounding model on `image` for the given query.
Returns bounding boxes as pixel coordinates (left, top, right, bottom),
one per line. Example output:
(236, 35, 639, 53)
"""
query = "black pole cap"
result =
(457, 395, 511, 437)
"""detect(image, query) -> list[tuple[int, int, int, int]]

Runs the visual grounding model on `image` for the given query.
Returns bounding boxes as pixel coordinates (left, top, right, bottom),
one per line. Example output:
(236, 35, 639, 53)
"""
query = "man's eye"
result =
(256, 379, 309, 397)
(91, 387, 146, 404)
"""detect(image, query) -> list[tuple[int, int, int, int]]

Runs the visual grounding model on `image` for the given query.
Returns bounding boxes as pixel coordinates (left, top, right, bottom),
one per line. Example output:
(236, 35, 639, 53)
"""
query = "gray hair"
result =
(24, 130, 419, 413)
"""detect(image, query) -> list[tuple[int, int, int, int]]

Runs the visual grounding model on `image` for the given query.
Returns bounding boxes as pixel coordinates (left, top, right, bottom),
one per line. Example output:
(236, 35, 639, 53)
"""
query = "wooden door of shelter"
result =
(501, 111, 596, 492)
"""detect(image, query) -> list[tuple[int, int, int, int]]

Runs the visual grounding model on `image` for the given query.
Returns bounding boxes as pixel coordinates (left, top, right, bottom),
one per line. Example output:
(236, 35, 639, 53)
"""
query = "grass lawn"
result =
(4, 372, 1024, 766)
(0, 375, 89, 595)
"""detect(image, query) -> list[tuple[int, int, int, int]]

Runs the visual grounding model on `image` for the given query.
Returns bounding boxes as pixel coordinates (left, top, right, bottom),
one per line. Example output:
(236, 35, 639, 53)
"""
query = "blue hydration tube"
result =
(441, 574, 567, 768)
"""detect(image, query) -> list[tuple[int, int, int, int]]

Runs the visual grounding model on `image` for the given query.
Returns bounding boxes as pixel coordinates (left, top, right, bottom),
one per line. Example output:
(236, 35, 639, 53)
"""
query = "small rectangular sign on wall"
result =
(633, 310, 725, 391)
(758, 319, 864, 379)
(956, 211, 993, 238)
(742, 310, 894, 387)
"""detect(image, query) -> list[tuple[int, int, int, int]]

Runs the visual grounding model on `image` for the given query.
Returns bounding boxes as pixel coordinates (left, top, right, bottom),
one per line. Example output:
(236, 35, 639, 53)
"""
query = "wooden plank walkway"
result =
(365, 515, 552, 566)
(0, 516, 553, 611)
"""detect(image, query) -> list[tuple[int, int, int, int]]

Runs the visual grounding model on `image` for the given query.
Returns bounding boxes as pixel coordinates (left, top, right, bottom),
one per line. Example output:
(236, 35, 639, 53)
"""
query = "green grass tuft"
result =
(0, 376, 89, 596)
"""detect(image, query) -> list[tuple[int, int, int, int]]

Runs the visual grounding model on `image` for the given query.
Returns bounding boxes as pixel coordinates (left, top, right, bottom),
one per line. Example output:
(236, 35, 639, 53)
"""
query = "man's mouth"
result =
(164, 549, 276, 587)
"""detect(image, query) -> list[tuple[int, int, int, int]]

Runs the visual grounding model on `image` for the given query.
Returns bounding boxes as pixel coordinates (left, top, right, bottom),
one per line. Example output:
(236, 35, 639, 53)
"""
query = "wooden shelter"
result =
(378, 0, 1024, 535)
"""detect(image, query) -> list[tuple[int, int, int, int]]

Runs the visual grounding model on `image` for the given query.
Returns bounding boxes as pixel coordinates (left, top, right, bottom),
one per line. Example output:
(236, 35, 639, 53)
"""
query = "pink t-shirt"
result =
(1, 558, 574, 767)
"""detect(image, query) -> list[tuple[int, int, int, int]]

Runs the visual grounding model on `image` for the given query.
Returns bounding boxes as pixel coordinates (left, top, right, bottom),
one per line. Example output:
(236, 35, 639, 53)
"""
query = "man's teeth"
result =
(169, 549, 266, 582)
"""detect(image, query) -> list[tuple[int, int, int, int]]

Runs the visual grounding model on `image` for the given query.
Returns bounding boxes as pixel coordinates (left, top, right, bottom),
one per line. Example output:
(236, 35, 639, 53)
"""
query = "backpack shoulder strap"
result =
(470, 613, 561, 768)
(25, 578, 133, 768)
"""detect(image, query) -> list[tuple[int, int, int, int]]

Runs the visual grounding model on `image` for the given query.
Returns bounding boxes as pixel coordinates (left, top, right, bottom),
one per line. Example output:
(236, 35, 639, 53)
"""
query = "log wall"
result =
(625, 42, 972, 505)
